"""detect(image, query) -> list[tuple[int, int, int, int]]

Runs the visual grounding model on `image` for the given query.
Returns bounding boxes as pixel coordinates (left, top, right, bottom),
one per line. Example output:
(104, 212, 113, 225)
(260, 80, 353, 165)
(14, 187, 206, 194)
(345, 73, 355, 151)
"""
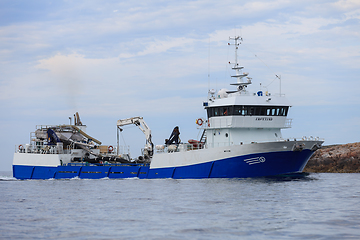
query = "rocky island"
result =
(304, 142, 360, 173)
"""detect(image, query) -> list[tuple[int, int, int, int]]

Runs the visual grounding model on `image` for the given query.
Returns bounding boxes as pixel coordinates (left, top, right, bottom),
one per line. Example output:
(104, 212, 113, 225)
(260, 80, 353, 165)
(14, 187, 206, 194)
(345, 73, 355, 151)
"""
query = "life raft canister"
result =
(196, 118, 203, 126)
(108, 145, 114, 152)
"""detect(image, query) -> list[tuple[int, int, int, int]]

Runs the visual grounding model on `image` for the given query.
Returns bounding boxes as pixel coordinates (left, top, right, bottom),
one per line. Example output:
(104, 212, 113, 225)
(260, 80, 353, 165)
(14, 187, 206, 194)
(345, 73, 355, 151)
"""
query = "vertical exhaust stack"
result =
(75, 112, 83, 126)
(73, 112, 87, 133)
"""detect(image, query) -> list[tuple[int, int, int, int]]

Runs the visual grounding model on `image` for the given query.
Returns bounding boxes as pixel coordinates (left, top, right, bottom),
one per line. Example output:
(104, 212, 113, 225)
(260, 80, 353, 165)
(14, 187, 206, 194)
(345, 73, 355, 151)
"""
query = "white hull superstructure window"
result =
(207, 105, 289, 118)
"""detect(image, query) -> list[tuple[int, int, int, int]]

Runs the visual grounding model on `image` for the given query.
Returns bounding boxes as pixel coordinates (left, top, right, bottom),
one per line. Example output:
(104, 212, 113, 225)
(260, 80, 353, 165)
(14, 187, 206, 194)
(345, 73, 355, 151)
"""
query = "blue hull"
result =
(13, 150, 314, 180)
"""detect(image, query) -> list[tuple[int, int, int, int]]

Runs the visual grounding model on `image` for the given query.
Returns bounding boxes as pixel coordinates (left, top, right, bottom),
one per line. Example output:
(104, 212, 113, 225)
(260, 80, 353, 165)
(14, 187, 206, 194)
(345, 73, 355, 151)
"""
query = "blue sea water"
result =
(1, 171, 360, 240)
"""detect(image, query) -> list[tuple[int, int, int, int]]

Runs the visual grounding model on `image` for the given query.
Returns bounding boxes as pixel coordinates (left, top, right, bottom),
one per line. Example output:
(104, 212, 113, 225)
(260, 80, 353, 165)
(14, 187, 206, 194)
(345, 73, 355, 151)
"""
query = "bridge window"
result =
(206, 105, 289, 118)
(220, 107, 229, 116)
(234, 106, 242, 115)
(259, 107, 266, 116)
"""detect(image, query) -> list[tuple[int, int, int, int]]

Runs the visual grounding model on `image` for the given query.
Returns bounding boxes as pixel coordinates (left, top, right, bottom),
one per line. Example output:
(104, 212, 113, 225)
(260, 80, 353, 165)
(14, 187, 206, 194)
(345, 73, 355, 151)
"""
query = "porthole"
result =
(225, 133, 228, 137)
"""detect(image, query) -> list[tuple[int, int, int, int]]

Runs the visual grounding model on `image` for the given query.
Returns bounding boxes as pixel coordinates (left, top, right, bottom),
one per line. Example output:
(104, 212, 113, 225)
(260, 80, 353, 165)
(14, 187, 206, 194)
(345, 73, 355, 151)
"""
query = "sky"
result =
(1, 0, 359, 171)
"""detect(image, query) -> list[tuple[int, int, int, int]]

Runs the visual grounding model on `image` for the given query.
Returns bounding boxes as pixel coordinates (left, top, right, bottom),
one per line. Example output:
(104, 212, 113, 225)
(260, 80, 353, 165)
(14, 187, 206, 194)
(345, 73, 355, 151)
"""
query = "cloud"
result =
(118, 37, 197, 58)
(13, 50, 202, 118)
(332, 0, 360, 10)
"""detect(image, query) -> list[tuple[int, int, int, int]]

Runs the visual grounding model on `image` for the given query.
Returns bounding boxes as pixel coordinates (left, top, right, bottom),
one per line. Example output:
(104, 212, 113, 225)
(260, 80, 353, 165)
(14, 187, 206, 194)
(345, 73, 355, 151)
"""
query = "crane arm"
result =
(116, 117, 153, 157)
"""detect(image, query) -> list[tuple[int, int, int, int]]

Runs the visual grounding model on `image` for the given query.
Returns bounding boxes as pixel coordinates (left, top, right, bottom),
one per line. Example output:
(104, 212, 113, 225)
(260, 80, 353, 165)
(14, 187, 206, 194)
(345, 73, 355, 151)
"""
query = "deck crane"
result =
(116, 117, 154, 160)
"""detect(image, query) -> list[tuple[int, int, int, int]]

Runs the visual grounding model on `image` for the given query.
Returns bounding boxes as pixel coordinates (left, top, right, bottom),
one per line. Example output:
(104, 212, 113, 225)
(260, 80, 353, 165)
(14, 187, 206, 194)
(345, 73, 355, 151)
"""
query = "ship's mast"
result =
(228, 36, 251, 93)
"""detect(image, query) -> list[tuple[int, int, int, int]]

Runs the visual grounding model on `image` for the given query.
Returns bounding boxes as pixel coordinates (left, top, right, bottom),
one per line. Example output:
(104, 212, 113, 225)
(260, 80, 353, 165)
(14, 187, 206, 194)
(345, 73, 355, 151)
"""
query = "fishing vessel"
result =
(12, 36, 324, 180)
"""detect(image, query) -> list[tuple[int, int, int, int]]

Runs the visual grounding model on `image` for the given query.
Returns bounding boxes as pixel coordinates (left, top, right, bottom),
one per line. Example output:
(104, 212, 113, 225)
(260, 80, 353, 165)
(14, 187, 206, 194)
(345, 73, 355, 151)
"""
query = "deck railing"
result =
(154, 136, 324, 154)
(15, 143, 72, 154)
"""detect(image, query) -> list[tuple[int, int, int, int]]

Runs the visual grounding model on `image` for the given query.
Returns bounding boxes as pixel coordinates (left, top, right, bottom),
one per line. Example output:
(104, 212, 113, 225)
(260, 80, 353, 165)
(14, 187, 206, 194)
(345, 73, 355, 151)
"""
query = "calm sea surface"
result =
(1, 171, 359, 240)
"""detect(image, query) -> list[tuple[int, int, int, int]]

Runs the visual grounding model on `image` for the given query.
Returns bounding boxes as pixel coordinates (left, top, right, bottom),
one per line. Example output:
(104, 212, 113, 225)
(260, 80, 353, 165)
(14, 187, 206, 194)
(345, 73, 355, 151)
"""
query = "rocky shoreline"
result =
(304, 142, 360, 173)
